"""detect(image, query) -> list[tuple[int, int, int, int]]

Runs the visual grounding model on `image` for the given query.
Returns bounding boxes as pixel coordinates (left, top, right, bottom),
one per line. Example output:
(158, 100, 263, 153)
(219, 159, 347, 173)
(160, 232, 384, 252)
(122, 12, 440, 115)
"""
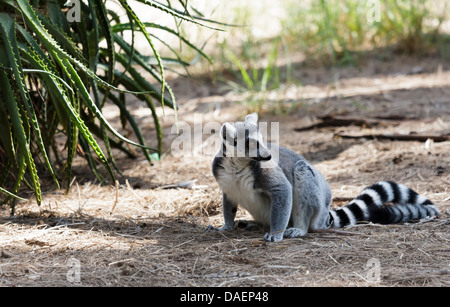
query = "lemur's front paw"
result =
(205, 225, 219, 231)
(205, 224, 233, 232)
(263, 231, 284, 242)
(283, 227, 307, 238)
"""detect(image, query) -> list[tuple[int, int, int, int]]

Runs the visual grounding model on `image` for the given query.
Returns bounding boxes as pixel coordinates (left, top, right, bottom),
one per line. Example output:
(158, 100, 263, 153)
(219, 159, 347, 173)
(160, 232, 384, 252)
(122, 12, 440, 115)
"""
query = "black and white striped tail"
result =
(329, 181, 440, 228)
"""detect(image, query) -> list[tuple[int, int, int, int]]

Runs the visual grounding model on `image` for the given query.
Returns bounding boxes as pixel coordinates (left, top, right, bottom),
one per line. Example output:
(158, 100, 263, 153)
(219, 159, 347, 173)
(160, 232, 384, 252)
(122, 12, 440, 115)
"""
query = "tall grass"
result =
(196, 0, 449, 112)
(0, 0, 217, 209)
(213, 0, 448, 82)
(283, 0, 450, 64)
(208, 4, 290, 111)
(205, 0, 449, 114)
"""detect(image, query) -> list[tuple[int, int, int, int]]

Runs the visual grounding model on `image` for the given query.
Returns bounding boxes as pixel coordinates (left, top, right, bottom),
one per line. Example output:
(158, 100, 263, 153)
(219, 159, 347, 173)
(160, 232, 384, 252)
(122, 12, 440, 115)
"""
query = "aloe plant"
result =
(0, 0, 216, 209)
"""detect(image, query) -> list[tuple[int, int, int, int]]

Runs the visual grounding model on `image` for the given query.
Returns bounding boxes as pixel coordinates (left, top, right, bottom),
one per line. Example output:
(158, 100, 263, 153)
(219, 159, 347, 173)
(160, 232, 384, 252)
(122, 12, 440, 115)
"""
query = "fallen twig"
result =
(335, 132, 450, 142)
(294, 115, 407, 131)
(110, 180, 119, 214)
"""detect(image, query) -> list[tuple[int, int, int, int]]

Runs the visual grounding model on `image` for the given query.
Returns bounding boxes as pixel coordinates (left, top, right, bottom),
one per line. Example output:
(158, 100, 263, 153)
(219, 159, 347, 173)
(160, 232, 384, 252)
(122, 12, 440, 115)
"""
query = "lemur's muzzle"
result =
(255, 154, 272, 161)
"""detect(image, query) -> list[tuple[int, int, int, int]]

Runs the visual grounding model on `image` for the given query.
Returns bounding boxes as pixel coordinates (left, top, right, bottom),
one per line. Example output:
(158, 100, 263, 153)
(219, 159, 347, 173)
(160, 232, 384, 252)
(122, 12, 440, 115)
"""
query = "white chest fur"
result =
(215, 159, 271, 225)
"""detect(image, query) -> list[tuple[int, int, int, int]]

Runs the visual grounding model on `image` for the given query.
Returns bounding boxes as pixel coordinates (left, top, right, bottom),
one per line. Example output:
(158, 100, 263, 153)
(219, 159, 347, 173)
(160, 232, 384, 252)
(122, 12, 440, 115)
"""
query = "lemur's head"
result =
(220, 113, 271, 161)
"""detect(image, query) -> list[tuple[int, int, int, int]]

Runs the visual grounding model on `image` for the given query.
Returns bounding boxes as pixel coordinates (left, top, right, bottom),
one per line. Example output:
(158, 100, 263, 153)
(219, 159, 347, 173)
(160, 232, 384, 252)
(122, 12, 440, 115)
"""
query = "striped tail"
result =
(329, 181, 440, 228)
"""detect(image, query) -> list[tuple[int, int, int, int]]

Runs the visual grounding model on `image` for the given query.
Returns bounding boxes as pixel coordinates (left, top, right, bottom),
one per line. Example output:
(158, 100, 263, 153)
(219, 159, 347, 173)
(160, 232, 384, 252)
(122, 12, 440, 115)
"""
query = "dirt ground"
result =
(0, 54, 449, 287)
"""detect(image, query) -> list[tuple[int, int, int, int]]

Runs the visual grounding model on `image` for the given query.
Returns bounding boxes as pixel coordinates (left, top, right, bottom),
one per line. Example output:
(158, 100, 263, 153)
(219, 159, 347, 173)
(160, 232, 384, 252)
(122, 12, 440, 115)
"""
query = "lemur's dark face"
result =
(220, 114, 271, 161)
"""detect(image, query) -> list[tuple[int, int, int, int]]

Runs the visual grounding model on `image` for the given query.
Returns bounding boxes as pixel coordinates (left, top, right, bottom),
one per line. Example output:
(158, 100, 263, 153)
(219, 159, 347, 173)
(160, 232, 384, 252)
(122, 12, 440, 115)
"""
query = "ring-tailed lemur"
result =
(208, 113, 440, 242)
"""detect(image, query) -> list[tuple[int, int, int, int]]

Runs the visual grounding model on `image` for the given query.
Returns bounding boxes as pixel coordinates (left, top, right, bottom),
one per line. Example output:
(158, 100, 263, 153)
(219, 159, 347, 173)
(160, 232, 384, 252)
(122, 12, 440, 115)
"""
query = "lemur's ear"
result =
(244, 113, 258, 126)
(221, 122, 237, 144)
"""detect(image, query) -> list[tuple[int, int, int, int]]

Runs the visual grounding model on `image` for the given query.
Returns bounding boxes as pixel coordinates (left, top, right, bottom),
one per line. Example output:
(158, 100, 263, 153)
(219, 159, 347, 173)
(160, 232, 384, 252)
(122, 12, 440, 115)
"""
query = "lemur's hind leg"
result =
(284, 161, 331, 238)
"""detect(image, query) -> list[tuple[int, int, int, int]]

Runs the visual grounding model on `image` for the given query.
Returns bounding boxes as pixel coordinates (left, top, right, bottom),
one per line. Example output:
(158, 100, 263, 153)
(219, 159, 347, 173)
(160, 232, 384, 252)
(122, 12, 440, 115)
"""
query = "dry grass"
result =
(1, 53, 449, 287)
(0, 198, 448, 286)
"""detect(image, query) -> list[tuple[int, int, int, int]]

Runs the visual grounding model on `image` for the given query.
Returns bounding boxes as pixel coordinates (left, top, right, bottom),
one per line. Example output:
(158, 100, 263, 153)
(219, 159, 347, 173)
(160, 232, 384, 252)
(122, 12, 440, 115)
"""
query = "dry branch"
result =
(335, 132, 450, 142)
(293, 115, 411, 131)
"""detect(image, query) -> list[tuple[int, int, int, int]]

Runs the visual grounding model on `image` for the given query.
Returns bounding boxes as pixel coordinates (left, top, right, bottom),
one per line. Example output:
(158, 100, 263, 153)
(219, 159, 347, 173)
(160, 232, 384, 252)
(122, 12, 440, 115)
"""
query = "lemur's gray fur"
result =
(209, 113, 440, 242)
